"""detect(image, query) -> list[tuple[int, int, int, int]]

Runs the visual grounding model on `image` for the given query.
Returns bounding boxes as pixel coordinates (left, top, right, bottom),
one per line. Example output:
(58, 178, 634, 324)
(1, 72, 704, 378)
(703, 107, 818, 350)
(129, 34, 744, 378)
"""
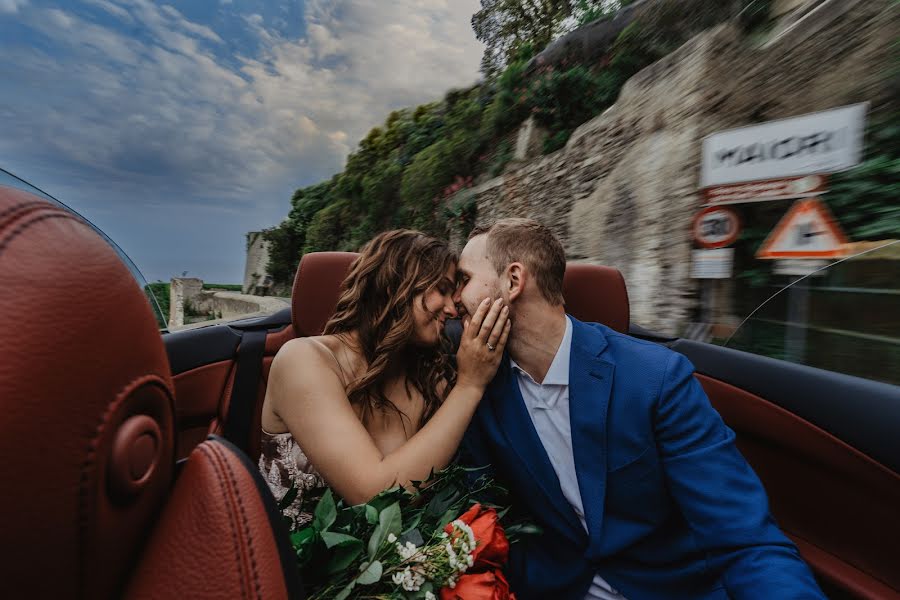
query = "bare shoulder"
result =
(270, 337, 342, 385)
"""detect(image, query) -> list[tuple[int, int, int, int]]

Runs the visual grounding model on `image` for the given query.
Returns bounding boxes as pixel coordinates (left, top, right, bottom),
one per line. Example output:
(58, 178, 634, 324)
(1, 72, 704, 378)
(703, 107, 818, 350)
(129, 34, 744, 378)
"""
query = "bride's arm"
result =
(270, 298, 510, 506)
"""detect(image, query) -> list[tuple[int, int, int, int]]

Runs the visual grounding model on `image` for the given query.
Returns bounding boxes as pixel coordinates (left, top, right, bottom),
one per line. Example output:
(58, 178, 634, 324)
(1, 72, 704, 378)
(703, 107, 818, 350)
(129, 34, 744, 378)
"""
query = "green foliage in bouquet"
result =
(286, 464, 539, 600)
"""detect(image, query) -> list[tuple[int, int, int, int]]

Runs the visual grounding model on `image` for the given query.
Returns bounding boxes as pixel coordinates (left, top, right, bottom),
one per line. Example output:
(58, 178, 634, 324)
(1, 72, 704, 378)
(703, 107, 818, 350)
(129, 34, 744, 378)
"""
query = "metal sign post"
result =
(756, 198, 849, 365)
(785, 281, 810, 364)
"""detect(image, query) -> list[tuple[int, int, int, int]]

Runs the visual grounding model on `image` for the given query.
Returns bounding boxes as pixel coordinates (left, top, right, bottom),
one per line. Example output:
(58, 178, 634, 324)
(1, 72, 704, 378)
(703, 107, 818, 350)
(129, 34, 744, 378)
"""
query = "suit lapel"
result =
(488, 358, 586, 545)
(568, 317, 613, 553)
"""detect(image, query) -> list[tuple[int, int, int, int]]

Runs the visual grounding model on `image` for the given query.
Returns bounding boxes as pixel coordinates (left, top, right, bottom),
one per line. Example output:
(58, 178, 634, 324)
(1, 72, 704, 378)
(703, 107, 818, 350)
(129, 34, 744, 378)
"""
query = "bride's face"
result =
(410, 263, 458, 347)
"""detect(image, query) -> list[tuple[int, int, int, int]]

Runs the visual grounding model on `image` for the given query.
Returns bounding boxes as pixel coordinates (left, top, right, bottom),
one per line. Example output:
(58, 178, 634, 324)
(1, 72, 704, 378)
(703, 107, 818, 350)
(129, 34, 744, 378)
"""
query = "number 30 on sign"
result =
(692, 206, 741, 249)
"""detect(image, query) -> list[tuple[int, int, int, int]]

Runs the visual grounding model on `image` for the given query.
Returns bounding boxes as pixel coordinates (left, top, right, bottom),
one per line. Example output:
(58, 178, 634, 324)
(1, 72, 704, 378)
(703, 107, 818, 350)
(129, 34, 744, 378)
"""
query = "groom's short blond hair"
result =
(469, 218, 566, 306)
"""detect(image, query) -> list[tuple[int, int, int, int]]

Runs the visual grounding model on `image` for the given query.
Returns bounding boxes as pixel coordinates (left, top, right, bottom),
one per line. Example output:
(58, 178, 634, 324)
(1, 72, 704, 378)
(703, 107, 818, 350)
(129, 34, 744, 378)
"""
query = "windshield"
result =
(0, 169, 168, 329)
(724, 241, 899, 385)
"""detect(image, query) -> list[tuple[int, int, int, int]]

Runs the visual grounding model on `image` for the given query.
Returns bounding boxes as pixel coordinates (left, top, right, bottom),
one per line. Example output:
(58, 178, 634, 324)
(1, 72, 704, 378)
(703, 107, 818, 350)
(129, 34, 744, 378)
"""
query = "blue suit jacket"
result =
(462, 317, 825, 599)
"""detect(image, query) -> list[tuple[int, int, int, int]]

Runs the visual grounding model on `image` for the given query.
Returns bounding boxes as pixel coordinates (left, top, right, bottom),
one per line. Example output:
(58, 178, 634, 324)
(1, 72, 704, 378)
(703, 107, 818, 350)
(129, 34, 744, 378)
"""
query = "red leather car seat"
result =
(287, 254, 630, 338)
(0, 186, 301, 599)
(291, 251, 360, 338)
(289, 253, 631, 337)
(562, 263, 630, 333)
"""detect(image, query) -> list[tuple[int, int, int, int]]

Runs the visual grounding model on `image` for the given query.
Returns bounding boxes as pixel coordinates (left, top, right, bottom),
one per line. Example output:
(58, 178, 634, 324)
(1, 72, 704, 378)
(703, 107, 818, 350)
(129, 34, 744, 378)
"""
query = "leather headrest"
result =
(291, 251, 359, 337)
(563, 263, 630, 333)
(289, 253, 630, 337)
(0, 186, 175, 598)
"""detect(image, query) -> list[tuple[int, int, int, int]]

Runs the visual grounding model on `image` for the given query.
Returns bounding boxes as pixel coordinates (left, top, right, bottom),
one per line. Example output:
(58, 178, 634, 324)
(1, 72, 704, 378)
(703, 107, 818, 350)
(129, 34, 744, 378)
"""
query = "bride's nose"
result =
(443, 297, 458, 318)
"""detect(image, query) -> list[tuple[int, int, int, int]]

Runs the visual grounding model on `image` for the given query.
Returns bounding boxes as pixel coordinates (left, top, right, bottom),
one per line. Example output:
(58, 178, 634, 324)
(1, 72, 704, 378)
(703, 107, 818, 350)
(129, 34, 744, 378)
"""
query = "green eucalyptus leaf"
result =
(367, 487, 405, 512)
(290, 527, 316, 547)
(313, 489, 337, 532)
(379, 502, 402, 537)
(426, 484, 460, 517)
(438, 507, 458, 529)
(334, 580, 355, 600)
(367, 523, 383, 561)
(350, 504, 367, 519)
(402, 512, 422, 534)
(322, 532, 364, 575)
(367, 501, 402, 560)
(365, 504, 378, 525)
(321, 531, 361, 549)
(356, 559, 383, 585)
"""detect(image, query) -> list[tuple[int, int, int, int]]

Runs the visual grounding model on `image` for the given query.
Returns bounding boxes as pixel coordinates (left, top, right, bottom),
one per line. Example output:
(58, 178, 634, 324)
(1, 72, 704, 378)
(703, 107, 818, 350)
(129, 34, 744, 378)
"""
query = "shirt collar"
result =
(510, 315, 572, 387)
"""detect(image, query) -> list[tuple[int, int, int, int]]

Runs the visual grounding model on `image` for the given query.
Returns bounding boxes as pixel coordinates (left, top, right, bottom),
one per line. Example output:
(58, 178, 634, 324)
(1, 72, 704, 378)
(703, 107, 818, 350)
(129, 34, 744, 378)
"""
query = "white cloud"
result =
(83, 0, 134, 24)
(0, 0, 27, 15)
(1, 0, 484, 209)
(239, 0, 484, 160)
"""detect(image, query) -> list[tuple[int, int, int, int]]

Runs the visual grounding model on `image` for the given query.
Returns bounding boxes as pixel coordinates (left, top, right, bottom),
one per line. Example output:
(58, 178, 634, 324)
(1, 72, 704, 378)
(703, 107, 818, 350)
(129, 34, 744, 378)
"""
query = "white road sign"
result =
(701, 103, 867, 187)
(774, 259, 829, 277)
(691, 248, 734, 279)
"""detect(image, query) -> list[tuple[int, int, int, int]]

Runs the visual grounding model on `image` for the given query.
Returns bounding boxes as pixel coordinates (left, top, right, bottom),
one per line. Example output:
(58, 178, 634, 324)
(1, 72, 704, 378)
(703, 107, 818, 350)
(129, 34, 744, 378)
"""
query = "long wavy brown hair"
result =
(323, 230, 457, 432)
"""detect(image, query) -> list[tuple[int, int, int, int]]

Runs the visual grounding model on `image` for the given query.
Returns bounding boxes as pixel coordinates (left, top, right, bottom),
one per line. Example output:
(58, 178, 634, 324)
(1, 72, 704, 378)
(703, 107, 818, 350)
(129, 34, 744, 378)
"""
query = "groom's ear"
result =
(506, 262, 525, 302)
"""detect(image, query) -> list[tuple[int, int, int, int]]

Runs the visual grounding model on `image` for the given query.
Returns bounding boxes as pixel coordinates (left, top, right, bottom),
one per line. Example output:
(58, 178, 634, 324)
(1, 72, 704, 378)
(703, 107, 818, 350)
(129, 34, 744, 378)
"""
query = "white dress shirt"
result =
(510, 316, 627, 600)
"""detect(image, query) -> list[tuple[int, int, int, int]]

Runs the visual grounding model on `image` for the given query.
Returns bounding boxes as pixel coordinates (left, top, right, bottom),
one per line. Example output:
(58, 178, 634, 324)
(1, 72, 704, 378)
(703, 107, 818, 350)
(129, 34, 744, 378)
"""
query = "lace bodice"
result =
(258, 430, 327, 528)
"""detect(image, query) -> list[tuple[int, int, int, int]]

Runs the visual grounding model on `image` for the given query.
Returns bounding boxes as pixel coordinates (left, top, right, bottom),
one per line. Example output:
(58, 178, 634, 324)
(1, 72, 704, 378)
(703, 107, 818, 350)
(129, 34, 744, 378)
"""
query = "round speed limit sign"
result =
(692, 207, 741, 248)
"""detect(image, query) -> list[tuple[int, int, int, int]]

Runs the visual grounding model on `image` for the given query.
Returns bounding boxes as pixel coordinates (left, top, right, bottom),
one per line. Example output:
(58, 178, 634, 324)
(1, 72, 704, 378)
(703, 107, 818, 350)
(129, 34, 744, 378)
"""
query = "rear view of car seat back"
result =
(0, 186, 177, 598)
(125, 436, 304, 600)
(0, 186, 301, 599)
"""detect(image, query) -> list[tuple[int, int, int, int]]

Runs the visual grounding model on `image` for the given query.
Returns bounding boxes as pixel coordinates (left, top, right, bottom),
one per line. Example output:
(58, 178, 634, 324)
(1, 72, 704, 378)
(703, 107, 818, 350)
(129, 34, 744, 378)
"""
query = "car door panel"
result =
(670, 340, 900, 598)
(172, 360, 235, 459)
(164, 310, 296, 460)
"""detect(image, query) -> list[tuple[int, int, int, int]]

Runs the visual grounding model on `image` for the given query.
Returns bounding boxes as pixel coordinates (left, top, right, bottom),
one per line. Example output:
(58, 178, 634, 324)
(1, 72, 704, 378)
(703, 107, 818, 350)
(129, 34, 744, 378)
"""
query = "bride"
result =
(259, 229, 510, 525)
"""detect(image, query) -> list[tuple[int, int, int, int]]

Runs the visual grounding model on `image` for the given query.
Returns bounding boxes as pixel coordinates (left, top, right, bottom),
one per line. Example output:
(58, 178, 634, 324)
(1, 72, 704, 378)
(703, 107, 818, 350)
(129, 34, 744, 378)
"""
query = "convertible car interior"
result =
(2, 185, 898, 599)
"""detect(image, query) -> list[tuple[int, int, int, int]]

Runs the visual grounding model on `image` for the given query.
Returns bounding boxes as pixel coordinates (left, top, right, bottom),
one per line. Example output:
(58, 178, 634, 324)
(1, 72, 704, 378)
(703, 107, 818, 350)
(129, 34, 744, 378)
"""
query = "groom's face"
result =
(454, 234, 503, 320)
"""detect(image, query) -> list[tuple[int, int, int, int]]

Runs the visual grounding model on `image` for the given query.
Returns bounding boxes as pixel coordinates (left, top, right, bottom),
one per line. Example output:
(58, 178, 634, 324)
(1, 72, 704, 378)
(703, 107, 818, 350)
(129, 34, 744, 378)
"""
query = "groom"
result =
(452, 218, 825, 600)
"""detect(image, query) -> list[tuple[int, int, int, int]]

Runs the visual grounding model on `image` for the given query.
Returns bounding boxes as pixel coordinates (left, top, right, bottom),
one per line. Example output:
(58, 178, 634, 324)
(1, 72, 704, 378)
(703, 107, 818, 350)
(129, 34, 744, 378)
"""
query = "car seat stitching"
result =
(213, 442, 264, 600)
(0, 200, 46, 230)
(199, 443, 252, 600)
(0, 212, 75, 256)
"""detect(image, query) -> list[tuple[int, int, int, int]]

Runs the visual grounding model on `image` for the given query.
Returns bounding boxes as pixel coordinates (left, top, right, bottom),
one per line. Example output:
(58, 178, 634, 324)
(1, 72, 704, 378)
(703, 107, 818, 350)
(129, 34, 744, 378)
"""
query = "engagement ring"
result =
(487, 343, 496, 351)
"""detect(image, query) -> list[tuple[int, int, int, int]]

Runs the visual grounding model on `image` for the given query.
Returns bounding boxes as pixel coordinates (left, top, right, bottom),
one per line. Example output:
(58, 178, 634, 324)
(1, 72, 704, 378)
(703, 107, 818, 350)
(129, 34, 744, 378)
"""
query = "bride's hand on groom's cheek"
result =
(456, 297, 511, 390)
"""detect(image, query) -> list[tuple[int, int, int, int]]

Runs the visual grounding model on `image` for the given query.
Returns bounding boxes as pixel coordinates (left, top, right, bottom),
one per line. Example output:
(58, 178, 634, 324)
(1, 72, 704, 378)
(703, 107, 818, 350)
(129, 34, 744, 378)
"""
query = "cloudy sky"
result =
(0, 0, 483, 283)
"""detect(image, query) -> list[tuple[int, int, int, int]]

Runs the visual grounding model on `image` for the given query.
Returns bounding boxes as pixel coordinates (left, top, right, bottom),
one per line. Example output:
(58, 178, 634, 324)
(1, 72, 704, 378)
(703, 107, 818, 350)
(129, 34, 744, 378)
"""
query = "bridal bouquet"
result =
(286, 465, 539, 600)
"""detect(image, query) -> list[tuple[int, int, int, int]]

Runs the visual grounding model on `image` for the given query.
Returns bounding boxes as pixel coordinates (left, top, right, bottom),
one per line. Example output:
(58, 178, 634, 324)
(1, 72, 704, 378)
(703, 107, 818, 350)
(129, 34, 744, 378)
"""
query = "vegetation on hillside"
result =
(264, 0, 758, 288)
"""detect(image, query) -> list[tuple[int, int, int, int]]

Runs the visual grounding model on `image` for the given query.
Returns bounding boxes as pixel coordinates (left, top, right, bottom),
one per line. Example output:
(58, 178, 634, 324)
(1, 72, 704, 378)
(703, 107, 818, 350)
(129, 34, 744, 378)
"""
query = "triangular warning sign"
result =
(757, 198, 848, 259)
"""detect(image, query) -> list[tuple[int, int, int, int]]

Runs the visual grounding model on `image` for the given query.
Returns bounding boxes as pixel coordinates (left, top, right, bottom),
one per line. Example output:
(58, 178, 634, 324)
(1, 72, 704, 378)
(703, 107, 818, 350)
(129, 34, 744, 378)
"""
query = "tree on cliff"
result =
(472, 0, 575, 77)
(472, 0, 631, 77)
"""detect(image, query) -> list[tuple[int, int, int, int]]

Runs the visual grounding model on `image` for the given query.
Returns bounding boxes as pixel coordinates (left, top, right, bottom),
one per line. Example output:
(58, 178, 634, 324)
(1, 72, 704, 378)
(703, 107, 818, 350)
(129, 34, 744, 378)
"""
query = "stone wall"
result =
(454, 0, 896, 335)
(243, 231, 272, 295)
(170, 277, 290, 331)
(169, 277, 203, 329)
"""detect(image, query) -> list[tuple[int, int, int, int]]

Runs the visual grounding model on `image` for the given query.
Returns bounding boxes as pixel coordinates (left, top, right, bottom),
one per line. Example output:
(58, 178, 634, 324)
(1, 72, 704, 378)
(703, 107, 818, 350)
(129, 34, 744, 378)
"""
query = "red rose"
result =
(440, 569, 516, 600)
(444, 504, 510, 570)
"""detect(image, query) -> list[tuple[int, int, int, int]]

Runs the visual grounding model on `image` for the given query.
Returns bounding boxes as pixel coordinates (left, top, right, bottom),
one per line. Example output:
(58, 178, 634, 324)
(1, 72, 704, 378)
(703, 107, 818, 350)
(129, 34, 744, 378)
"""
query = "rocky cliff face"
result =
(456, 0, 896, 334)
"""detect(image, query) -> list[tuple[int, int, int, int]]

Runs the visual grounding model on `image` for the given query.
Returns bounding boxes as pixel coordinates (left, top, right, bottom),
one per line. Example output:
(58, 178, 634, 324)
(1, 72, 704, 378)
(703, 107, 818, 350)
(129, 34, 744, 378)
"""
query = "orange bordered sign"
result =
(692, 206, 741, 249)
(756, 198, 848, 259)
